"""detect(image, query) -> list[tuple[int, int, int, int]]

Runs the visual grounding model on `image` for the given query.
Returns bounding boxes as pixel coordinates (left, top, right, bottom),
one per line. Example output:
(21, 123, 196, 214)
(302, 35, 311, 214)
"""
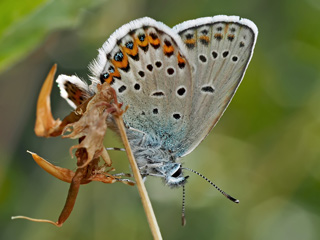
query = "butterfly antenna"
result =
(181, 185, 187, 226)
(183, 167, 239, 204)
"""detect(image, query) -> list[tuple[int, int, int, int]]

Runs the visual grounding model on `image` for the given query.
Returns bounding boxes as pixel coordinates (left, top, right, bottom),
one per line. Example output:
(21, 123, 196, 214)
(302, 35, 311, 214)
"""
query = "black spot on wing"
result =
(212, 51, 218, 59)
(201, 86, 214, 93)
(138, 71, 145, 78)
(118, 85, 127, 93)
(222, 51, 229, 58)
(167, 68, 175, 75)
(185, 33, 193, 39)
(134, 83, 140, 90)
(152, 91, 165, 97)
(173, 113, 181, 120)
(155, 61, 162, 68)
(199, 55, 207, 63)
(177, 87, 186, 96)
(120, 63, 130, 72)
(129, 53, 139, 61)
(147, 64, 153, 72)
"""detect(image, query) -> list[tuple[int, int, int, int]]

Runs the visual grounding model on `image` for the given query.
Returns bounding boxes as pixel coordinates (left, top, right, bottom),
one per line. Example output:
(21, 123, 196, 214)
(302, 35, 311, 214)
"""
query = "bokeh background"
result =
(1, 0, 320, 239)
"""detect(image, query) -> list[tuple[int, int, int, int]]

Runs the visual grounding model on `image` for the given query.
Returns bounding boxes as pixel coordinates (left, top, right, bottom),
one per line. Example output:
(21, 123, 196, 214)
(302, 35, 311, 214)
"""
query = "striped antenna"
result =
(183, 167, 239, 204)
(181, 185, 187, 226)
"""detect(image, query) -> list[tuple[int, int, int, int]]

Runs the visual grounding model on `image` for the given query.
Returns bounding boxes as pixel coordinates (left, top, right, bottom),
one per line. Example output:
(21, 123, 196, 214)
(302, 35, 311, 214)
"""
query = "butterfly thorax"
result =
(126, 130, 188, 187)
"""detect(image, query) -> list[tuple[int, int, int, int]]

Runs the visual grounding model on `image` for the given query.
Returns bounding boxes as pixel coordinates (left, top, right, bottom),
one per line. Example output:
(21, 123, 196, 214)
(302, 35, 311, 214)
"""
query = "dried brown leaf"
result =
(34, 64, 62, 137)
(62, 84, 117, 168)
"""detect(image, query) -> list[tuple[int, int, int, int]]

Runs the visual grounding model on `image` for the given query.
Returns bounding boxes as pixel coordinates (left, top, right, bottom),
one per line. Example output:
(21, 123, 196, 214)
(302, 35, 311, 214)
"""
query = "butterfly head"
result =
(160, 163, 189, 187)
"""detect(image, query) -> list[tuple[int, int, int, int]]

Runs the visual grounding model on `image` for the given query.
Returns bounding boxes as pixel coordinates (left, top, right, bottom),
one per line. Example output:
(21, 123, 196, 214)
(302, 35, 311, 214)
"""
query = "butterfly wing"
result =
(89, 17, 194, 154)
(56, 75, 93, 108)
(173, 15, 258, 156)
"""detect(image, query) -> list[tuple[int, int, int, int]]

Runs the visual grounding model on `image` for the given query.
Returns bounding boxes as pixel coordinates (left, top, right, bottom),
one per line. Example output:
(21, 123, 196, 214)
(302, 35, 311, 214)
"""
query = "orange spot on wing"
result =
(104, 75, 113, 84)
(177, 53, 186, 68)
(199, 35, 210, 43)
(163, 45, 174, 55)
(214, 33, 223, 40)
(112, 54, 128, 69)
(136, 36, 148, 47)
(185, 39, 196, 44)
(148, 35, 160, 46)
(112, 68, 121, 78)
(177, 53, 186, 64)
(123, 41, 139, 56)
(101, 68, 121, 84)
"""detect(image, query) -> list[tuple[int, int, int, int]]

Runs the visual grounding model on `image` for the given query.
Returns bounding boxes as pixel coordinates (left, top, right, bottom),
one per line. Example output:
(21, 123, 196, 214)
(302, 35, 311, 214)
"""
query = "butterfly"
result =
(56, 15, 257, 203)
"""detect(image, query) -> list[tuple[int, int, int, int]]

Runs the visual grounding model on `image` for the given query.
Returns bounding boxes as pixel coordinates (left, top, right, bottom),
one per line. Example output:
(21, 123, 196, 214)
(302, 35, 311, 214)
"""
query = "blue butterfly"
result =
(57, 15, 257, 208)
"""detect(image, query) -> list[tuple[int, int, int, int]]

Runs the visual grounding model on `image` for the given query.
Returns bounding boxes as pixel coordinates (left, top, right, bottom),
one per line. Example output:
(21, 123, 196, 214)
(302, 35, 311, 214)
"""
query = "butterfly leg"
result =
(105, 147, 126, 151)
(113, 177, 135, 186)
(113, 172, 133, 177)
(125, 125, 148, 145)
(139, 163, 164, 169)
(142, 173, 165, 178)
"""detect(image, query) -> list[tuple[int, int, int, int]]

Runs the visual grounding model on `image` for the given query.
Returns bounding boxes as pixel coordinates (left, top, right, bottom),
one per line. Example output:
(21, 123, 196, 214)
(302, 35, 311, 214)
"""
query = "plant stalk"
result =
(115, 117, 162, 240)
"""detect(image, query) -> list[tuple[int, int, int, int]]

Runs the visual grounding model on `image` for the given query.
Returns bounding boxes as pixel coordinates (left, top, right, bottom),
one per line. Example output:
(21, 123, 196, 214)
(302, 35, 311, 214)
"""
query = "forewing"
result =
(173, 16, 258, 156)
(89, 17, 194, 154)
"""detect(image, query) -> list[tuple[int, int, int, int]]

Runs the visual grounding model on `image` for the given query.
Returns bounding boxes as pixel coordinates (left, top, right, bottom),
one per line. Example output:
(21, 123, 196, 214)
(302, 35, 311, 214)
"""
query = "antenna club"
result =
(182, 214, 186, 226)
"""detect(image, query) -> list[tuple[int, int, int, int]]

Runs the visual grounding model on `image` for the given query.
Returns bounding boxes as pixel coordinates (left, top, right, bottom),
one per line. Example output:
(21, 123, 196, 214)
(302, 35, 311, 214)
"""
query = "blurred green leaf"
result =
(0, 0, 46, 37)
(0, 0, 106, 73)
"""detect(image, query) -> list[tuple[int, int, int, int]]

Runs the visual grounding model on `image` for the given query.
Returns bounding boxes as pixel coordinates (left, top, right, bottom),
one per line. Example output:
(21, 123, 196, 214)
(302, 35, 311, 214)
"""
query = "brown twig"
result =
(114, 117, 162, 240)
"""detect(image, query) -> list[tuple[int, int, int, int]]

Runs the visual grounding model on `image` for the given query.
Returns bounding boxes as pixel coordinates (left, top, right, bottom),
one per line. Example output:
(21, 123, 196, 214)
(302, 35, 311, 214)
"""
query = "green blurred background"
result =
(1, 0, 320, 239)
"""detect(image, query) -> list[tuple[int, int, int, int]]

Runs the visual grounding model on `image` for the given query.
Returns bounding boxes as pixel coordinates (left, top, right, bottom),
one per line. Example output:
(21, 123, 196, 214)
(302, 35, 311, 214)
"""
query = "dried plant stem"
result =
(11, 216, 60, 227)
(115, 116, 162, 240)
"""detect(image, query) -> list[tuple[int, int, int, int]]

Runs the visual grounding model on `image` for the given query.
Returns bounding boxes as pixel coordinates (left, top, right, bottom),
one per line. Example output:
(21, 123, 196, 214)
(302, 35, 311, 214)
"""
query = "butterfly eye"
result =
(172, 168, 182, 178)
